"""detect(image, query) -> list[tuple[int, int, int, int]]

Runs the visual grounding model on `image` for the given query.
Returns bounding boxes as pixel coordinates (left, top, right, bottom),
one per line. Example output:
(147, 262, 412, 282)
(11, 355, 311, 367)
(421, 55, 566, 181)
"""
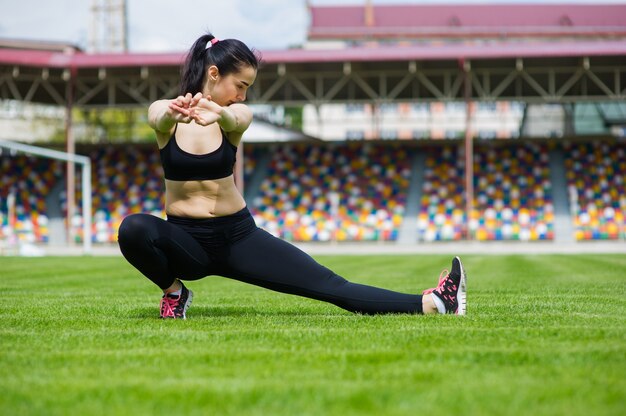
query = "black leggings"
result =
(117, 207, 422, 314)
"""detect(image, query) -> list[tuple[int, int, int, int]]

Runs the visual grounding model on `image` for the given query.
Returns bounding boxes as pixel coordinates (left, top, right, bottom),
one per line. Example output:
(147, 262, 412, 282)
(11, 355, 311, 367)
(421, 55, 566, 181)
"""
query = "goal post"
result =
(0, 140, 92, 254)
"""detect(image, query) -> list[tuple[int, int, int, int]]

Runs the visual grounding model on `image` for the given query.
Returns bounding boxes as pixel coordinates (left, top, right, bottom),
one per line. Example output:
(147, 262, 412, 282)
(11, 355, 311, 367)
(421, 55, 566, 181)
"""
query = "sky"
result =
(1, 0, 625, 52)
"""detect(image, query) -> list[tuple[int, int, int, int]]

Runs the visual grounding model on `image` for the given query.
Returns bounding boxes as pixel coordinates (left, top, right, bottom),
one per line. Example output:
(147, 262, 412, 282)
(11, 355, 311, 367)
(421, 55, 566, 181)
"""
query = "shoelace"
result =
(160, 295, 179, 318)
(422, 269, 449, 295)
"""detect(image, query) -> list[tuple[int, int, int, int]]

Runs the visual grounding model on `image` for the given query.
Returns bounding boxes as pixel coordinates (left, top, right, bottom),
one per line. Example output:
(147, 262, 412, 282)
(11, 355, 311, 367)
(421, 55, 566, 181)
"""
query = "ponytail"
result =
(179, 34, 214, 95)
(179, 32, 260, 96)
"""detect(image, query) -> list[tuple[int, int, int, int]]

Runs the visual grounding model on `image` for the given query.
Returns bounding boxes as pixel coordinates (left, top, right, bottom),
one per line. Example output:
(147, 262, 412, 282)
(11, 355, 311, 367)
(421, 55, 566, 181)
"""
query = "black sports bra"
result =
(159, 127, 237, 181)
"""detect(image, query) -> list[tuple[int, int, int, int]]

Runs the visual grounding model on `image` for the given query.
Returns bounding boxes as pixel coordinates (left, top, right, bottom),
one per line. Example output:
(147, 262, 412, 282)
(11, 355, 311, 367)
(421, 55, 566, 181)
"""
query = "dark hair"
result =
(179, 33, 260, 95)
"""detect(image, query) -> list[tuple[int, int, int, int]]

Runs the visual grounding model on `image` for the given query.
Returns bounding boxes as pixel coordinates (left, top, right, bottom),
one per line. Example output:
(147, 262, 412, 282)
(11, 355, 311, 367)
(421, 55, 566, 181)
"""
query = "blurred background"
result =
(0, 0, 625, 254)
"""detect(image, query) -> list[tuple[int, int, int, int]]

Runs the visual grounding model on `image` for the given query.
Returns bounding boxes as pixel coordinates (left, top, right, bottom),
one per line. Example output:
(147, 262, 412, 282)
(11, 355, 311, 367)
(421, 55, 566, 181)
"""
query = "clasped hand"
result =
(168, 92, 222, 126)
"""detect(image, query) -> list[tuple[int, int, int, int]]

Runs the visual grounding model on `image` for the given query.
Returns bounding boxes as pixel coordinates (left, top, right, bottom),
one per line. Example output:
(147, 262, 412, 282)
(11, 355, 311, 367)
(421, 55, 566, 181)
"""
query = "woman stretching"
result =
(117, 33, 467, 319)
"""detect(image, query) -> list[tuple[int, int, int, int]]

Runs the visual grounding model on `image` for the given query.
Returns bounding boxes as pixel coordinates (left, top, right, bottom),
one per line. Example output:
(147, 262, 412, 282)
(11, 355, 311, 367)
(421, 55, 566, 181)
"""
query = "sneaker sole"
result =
(455, 256, 467, 315)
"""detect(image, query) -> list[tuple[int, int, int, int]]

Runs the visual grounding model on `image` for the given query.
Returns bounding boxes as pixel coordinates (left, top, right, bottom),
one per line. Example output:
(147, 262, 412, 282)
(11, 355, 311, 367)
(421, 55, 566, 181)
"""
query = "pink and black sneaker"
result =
(423, 256, 467, 315)
(160, 281, 193, 319)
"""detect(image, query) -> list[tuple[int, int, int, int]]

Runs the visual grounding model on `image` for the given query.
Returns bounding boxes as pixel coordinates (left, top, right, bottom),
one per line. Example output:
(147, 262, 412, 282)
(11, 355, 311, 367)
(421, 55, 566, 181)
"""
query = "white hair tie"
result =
(205, 38, 219, 49)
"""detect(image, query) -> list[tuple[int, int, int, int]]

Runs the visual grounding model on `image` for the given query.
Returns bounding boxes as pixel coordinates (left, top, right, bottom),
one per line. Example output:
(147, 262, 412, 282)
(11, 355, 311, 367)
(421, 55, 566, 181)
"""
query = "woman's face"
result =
(205, 64, 257, 106)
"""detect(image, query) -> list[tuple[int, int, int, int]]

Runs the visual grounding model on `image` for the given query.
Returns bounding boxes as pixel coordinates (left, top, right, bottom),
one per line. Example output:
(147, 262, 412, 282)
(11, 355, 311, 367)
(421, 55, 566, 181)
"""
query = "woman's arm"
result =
(215, 103, 253, 133)
(168, 95, 253, 146)
(172, 97, 252, 133)
(148, 100, 177, 133)
(148, 93, 199, 133)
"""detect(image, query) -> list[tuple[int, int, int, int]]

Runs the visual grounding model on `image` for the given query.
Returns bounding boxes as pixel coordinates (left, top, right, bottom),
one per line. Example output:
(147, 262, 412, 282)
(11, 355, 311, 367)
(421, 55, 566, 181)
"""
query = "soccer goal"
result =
(0, 140, 92, 254)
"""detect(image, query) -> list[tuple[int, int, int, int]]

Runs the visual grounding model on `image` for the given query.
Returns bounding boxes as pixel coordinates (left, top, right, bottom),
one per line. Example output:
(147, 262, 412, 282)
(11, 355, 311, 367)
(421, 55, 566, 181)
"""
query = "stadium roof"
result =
(308, 3, 626, 40)
(1, 39, 626, 68)
(1, 38, 625, 107)
(2, 1, 626, 108)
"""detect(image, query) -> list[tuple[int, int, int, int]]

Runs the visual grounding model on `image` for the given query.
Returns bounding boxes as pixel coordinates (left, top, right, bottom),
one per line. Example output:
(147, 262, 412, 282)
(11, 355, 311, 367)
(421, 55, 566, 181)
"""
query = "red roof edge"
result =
(1, 40, 626, 68)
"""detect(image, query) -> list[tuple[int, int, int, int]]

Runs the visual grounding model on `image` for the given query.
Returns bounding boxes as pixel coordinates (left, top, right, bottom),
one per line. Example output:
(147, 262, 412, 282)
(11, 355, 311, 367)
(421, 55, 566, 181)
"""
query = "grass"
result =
(1, 254, 625, 416)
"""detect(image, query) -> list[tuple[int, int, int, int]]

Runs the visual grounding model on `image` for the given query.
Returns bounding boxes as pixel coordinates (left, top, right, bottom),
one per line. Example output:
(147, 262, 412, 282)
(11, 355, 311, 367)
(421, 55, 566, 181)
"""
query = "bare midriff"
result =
(164, 175, 246, 218)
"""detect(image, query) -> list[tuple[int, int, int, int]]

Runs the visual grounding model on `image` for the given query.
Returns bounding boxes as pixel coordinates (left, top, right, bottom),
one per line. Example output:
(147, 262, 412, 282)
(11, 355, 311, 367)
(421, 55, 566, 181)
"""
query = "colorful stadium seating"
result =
(417, 143, 555, 241)
(472, 143, 554, 241)
(69, 145, 165, 243)
(0, 153, 63, 243)
(564, 141, 626, 240)
(250, 142, 410, 242)
(417, 146, 466, 241)
(2, 139, 624, 245)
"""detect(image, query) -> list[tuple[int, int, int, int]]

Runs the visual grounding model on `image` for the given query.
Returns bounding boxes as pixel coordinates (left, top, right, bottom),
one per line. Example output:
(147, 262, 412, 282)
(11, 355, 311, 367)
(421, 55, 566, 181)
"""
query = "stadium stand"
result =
(564, 140, 626, 240)
(0, 152, 63, 243)
(472, 142, 555, 241)
(250, 142, 410, 242)
(417, 145, 466, 242)
(67, 145, 165, 243)
(2, 139, 624, 245)
(417, 142, 555, 242)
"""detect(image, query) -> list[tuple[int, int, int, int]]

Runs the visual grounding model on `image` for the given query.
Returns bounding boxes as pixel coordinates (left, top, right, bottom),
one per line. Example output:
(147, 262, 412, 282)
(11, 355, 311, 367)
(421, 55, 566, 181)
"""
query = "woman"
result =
(117, 33, 467, 319)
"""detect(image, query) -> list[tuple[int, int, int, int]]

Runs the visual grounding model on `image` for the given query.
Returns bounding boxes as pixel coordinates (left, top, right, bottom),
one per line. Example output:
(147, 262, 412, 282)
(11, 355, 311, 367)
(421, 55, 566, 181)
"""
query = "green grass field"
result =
(1, 254, 625, 416)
